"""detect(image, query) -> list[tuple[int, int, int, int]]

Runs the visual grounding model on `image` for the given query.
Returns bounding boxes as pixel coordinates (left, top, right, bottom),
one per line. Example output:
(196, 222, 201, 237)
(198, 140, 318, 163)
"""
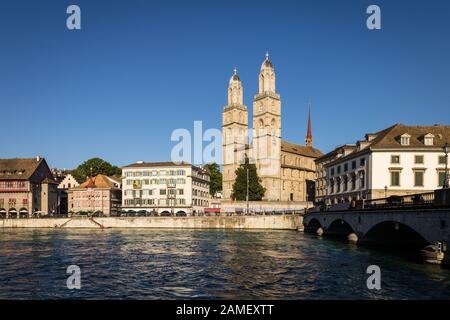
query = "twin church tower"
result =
(222, 54, 322, 202)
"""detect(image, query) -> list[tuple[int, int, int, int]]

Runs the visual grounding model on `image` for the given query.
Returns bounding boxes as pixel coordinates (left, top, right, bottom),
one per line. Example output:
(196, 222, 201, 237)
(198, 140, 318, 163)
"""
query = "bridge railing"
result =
(362, 191, 435, 210)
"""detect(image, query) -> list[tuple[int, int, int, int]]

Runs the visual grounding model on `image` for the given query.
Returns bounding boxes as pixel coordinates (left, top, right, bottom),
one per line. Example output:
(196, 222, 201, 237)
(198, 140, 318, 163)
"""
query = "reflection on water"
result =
(0, 228, 449, 299)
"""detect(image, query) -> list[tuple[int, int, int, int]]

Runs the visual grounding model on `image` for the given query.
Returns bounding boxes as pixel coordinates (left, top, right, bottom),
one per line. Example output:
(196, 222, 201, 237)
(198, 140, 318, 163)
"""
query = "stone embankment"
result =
(0, 214, 303, 230)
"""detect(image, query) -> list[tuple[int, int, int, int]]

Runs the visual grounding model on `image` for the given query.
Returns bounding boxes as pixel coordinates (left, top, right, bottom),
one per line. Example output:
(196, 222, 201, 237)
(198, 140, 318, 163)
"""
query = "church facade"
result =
(222, 54, 322, 202)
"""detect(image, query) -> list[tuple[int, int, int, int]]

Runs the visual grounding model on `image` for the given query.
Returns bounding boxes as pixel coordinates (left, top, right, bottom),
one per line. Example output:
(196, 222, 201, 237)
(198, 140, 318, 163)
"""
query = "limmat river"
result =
(0, 229, 449, 299)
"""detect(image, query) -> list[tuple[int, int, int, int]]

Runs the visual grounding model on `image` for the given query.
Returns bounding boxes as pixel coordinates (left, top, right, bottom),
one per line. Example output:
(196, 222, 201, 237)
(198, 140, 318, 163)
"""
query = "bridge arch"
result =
(361, 221, 428, 249)
(304, 218, 322, 233)
(326, 218, 356, 239)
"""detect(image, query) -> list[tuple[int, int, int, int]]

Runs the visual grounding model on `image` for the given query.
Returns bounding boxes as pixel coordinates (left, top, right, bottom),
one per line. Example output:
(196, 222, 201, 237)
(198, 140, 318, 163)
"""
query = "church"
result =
(222, 54, 322, 203)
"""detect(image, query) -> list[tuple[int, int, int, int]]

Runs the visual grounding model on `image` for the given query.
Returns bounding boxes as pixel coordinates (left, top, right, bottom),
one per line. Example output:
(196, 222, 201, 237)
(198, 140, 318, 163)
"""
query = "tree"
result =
(71, 158, 121, 182)
(231, 157, 265, 201)
(203, 163, 222, 196)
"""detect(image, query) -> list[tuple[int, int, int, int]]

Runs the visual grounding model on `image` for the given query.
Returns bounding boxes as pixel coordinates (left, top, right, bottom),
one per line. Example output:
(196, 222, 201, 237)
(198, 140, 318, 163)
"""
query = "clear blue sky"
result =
(1, 0, 449, 169)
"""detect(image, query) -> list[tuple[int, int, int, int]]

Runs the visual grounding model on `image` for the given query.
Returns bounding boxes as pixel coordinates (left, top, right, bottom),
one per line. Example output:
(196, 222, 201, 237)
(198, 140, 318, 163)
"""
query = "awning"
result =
(204, 208, 220, 213)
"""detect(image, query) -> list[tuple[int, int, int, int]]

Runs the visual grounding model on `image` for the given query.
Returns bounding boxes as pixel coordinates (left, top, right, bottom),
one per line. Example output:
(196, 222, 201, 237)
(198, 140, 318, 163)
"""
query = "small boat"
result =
(421, 244, 444, 264)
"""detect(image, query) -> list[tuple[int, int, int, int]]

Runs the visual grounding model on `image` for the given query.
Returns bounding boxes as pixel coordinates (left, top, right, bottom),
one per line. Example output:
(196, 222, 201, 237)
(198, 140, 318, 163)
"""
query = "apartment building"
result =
(121, 161, 210, 215)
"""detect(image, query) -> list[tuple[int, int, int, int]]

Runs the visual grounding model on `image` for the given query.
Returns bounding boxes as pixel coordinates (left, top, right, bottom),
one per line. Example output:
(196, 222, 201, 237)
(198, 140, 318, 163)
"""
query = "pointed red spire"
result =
(305, 105, 313, 147)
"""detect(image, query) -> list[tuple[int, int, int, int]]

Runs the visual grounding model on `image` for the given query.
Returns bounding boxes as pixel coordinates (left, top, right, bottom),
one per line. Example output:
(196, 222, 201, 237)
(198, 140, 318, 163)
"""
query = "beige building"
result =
(323, 124, 450, 204)
(68, 174, 122, 216)
(315, 144, 357, 204)
(0, 157, 58, 217)
(222, 54, 322, 203)
(121, 161, 210, 215)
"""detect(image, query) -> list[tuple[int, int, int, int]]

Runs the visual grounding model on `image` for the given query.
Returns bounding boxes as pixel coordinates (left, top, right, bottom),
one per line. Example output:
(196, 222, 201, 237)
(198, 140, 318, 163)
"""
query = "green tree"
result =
(203, 163, 222, 196)
(71, 158, 121, 182)
(231, 157, 265, 201)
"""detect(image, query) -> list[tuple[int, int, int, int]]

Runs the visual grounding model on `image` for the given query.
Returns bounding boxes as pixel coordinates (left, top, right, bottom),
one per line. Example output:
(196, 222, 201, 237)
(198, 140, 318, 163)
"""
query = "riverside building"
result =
(0, 157, 58, 217)
(322, 124, 450, 204)
(67, 174, 122, 216)
(121, 161, 210, 215)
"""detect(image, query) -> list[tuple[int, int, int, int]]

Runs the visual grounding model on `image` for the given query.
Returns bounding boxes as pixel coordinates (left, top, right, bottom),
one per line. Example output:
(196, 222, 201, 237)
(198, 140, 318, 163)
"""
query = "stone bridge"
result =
(303, 208, 450, 249)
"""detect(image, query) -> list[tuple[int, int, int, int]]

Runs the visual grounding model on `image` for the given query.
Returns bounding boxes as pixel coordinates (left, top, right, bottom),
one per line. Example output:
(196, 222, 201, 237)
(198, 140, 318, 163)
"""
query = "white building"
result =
(121, 161, 210, 215)
(323, 124, 450, 204)
(58, 174, 81, 190)
(57, 173, 82, 214)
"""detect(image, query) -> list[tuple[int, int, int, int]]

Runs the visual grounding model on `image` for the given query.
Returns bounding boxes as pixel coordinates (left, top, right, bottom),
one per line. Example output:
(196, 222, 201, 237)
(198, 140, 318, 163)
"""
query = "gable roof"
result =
(281, 140, 322, 158)
(74, 174, 121, 190)
(0, 157, 46, 180)
(323, 124, 450, 167)
(368, 123, 450, 149)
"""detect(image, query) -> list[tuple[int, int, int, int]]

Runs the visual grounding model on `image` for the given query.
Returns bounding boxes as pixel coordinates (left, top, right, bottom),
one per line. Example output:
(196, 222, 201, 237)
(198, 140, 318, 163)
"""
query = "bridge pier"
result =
(347, 233, 358, 244)
(316, 227, 324, 236)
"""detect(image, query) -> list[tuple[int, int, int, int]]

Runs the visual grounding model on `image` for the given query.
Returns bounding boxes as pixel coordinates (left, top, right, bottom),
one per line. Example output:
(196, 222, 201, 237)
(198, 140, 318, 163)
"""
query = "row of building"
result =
(1, 121, 448, 218)
(0, 158, 212, 217)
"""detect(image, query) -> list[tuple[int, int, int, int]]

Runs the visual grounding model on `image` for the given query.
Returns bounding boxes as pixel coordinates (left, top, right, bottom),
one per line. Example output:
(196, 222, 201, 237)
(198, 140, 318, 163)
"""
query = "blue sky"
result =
(1, 0, 449, 169)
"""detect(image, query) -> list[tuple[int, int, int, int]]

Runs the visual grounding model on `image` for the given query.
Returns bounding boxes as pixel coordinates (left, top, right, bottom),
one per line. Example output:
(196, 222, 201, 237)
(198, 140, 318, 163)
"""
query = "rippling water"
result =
(0, 229, 449, 299)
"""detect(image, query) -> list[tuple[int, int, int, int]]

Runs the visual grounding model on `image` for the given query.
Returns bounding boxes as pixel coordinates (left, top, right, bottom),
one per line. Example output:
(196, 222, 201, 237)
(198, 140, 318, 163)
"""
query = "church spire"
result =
(228, 67, 243, 106)
(259, 52, 276, 94)
(305, 101, 313, 147)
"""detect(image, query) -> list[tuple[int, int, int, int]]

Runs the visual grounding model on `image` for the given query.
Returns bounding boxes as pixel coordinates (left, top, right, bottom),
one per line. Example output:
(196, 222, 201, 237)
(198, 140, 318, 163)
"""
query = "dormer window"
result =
(423, 133, 434, 146)
(400, 133, 411, 146)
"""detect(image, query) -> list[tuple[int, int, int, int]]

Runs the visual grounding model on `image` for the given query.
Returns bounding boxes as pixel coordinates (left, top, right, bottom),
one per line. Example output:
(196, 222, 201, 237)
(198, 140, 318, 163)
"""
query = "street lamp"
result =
(444, 142, 450, 189)
(246, 167, 250, 215)
(384, 185, 388, 198)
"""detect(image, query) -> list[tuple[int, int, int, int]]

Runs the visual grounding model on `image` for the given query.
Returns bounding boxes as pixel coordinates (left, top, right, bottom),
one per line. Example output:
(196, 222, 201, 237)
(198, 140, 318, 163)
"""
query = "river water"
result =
(0, 229, 449, 299)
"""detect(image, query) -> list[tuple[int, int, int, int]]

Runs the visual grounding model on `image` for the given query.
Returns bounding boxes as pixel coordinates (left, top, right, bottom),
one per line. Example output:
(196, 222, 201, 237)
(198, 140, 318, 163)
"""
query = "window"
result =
(390, 171, 400, 187)
(439, 156, 447, 165)
(359, 172, 365, 189)
(438, 171, 446, 187)
(360, 158, 366, 166)
(414, 171, 424, 187)
(344, 164, 348, 172)
(424, 134, 434, 146)
(330, 168, 335, 176)
(351, 161, 356, 170)
(337, 166, 341, 174)
(400, 134, 410, 146)
(160, 189, 166, 195)
(415, 155, 424, 164)
(351, 174, 356, 190)
(391, 155, 400, 164)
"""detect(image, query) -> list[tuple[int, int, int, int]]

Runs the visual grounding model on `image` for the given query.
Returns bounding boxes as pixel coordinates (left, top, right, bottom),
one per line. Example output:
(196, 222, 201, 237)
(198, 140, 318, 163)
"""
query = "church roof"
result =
(281, 140, 322, 158)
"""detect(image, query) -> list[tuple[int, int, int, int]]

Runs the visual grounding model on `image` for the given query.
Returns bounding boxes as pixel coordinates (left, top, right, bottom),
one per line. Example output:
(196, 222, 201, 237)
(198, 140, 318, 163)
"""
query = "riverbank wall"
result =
(0, 214, 303, 230)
